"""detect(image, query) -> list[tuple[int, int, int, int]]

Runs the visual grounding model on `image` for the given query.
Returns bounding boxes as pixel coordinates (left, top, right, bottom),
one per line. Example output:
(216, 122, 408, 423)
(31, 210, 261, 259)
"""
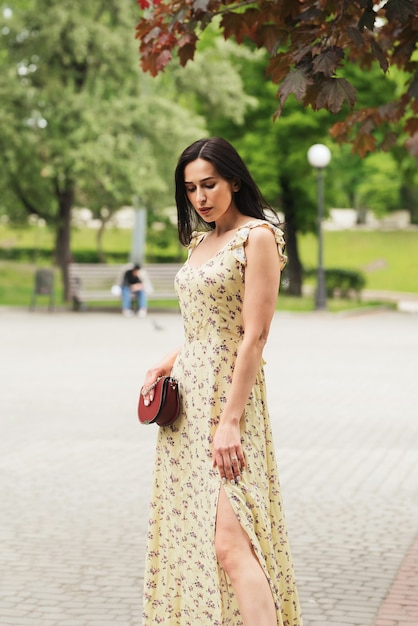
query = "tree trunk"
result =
(96, 220, 107, 263)
(400, 183, 418, 225)
(280, 176, 303, 296)
(54, 183, 74, 302)
(284, 221, 303, 296)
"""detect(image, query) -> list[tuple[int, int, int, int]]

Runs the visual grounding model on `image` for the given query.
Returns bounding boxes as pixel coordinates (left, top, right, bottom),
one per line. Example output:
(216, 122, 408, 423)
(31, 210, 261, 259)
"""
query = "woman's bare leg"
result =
(215, 487, 277, 626)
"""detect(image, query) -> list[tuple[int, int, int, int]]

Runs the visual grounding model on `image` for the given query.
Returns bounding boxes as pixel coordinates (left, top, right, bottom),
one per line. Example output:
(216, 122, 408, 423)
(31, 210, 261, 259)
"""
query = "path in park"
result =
(0, 306, 417, 626)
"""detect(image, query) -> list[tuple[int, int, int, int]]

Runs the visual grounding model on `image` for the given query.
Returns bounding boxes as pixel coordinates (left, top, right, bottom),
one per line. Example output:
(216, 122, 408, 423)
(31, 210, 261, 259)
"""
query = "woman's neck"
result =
(212, 213, 253, 237)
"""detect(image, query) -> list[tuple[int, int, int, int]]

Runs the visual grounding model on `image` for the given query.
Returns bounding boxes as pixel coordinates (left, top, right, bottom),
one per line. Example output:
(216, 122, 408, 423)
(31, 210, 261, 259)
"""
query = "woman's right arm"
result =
(141, 347, 181, 405)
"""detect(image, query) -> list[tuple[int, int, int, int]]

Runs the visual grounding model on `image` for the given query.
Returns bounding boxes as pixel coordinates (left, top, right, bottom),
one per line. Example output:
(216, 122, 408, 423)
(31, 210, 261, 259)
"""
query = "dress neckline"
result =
(186, 219, 267, 270)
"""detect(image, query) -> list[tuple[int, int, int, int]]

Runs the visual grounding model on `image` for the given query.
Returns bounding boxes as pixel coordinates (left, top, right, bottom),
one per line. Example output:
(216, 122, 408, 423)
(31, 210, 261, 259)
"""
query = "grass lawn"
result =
(300, 230, 418, 293)
(1, 225, 417, 309)
(0, 260, 398, 313)
(0, 262, 39, 306)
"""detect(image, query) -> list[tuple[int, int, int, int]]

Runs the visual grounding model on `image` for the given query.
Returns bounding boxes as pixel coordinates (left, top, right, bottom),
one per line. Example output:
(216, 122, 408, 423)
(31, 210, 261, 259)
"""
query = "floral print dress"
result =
(142, 220, 303, 626)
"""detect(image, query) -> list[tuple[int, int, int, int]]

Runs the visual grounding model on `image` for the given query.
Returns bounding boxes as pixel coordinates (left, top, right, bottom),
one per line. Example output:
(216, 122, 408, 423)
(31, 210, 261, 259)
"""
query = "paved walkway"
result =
(0, 307, 417, 626)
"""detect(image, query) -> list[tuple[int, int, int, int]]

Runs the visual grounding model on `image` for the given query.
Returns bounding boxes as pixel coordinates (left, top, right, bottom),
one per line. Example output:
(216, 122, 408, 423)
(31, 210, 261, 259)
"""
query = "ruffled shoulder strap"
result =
(230, 220, 287, 270)
(187, 231, 207, 259)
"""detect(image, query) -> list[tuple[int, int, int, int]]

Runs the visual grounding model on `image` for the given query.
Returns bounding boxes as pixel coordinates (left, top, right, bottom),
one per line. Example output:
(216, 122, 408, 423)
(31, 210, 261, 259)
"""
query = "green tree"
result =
(136, 0, 418, 157)
(0, 0, 206, 299)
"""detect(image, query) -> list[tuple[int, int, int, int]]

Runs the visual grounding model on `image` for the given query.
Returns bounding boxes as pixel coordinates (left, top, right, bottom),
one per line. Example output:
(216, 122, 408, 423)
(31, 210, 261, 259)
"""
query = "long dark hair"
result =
(174, 137, 279, 246)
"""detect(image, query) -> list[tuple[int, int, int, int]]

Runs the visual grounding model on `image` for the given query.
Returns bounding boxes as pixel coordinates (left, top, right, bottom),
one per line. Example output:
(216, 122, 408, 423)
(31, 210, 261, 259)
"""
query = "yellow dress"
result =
(142, 220, 303, 626)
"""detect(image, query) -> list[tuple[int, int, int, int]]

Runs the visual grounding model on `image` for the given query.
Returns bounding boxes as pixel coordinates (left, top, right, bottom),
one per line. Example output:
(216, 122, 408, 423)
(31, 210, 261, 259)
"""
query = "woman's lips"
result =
(199, 207, 212, 217)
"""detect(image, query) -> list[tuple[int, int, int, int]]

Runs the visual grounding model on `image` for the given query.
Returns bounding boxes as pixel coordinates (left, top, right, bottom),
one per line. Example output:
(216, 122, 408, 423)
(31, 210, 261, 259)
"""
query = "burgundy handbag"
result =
(138, 376, 180, 427)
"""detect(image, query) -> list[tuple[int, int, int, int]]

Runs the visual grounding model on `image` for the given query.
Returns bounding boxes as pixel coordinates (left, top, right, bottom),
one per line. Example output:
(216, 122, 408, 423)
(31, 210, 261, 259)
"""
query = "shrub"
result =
(304, 267, 366, 299)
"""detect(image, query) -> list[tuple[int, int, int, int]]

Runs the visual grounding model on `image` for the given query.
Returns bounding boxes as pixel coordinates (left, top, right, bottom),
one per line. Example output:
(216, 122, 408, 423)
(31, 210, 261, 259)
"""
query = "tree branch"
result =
(11, 176, 49, 221)
(213, 0, 258, 16)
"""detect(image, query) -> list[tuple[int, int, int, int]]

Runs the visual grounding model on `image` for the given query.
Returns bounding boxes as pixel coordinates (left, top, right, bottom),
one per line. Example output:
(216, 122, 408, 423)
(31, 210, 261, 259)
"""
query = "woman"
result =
(141, 137, 303, 626)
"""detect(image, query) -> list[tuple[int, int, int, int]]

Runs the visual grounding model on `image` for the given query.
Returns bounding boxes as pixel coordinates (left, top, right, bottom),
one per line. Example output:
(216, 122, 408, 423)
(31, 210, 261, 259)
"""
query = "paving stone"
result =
(0, 308, 417, 625)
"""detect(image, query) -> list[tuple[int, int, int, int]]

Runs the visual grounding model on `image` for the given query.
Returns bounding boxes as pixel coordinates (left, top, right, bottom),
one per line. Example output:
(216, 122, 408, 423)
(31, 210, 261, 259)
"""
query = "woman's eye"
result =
(205, 183, 215, 189)
(186, 186, 196, 193)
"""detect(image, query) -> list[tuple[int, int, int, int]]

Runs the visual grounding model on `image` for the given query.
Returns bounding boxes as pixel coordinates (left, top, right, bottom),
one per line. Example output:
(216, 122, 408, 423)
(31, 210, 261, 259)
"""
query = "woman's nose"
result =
(196, 187, 206, 203)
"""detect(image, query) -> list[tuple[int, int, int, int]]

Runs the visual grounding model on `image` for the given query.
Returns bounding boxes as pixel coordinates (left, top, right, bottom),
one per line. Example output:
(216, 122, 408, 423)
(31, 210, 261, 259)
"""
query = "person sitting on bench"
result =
(121, 264, 147, 317)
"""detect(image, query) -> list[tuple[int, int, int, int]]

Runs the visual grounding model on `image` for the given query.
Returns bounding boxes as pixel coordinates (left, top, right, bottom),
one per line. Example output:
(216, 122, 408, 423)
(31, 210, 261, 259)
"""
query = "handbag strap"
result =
(141, 376, 177, 396)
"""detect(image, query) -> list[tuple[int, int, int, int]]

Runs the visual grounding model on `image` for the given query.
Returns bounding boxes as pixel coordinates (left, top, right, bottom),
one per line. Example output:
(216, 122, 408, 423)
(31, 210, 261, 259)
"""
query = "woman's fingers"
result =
(142, 391, 153, 406)
(141, 377, 158, 405)
(214, 450, 244, 483)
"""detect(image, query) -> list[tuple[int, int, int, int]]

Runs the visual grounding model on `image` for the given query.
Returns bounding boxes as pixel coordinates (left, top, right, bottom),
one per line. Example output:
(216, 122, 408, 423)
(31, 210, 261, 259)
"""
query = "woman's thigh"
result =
(215, 487, 253, 562)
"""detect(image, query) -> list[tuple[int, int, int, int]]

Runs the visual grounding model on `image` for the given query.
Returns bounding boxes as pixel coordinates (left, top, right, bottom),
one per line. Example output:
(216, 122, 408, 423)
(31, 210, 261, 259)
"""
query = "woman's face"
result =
(184, 158, 236, 223)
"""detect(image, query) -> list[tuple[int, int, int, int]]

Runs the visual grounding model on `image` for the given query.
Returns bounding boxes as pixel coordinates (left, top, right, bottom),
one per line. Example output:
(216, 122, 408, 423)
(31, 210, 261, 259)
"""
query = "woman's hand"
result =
(141, 367, 167, 406)
(140, 347, 181, 406)
(212, 419, 245, 484)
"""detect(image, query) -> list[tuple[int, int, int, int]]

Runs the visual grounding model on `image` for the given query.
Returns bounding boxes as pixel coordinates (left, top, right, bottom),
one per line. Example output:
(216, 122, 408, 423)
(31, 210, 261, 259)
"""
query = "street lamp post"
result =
(131, 196, 147, 266)
(307, 144, 331, 310)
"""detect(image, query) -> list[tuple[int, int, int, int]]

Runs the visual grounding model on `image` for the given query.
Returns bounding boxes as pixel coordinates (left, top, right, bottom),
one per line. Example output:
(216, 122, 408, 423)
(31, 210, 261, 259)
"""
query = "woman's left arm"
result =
(212, 225, 281, 481)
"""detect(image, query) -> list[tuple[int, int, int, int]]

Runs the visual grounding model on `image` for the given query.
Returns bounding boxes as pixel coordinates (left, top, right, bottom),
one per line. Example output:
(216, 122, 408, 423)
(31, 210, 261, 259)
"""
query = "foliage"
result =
(136, 0, 418, 156)
(0, 0, 208, 298)
(0, 0, 209, 214)
(356, 152, 401, 214)
(303, 268, 366, 299)
(161, 26, 261, 127)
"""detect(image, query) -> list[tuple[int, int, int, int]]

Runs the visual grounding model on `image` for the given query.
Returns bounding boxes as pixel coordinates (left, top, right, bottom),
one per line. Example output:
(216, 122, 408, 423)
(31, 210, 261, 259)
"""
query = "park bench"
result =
(68, 263, 182, 310)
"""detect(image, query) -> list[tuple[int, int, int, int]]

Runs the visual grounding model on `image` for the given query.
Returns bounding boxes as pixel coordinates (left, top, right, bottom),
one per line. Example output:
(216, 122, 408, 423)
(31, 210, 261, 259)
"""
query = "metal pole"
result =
(131, 206, 147, 266)
(315, 168, 327, 310)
